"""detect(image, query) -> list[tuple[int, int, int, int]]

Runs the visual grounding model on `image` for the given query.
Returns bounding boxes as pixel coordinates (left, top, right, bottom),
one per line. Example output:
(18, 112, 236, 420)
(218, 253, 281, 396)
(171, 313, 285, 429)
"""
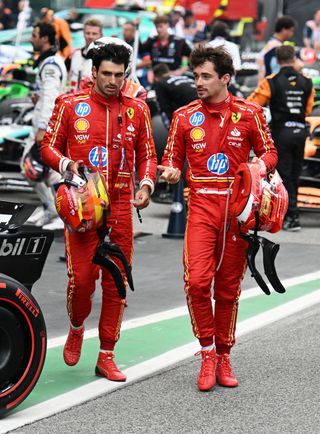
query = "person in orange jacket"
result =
(40, 7, 72, 59)
(248, 45, 314, 231)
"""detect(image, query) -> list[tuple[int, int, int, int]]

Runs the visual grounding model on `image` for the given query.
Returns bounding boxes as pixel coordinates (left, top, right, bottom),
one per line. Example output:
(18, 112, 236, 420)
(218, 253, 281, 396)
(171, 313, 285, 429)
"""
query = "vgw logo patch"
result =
(207, 153, 229, 175)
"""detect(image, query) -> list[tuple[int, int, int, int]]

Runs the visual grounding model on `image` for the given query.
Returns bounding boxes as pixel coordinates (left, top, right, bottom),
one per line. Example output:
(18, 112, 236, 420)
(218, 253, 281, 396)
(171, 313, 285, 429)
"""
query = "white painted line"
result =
(241, 270, 320, 300)
(2, 288, 320, 434)
(47, 271, 320, 349)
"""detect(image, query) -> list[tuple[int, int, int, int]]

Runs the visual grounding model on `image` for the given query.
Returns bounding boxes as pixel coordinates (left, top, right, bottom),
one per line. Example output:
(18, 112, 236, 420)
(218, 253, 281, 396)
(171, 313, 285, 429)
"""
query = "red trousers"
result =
(183, 192, 247, 354)
(65, 193, 133, 351)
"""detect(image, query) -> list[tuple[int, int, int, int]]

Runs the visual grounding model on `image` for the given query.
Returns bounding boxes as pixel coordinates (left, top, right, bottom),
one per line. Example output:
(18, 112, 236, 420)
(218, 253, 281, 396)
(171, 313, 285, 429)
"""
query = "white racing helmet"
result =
(87, 36, 133, 77)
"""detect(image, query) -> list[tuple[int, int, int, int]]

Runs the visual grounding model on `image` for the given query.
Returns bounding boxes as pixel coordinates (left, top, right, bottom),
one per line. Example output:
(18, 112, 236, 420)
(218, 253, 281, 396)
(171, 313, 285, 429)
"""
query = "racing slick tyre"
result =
(0, 273, 46, 417)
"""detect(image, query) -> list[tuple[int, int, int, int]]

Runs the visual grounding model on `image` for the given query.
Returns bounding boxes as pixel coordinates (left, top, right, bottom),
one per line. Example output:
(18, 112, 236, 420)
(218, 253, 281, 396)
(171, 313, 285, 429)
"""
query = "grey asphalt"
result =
(10, 304, 320, 434)
(1, 191, 320, 433)
(24, 202, 320, 339)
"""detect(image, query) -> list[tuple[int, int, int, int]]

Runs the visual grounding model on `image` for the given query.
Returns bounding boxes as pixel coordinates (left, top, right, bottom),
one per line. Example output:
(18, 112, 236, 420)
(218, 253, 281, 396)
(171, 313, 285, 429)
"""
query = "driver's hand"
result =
(157, 165, 181, 184)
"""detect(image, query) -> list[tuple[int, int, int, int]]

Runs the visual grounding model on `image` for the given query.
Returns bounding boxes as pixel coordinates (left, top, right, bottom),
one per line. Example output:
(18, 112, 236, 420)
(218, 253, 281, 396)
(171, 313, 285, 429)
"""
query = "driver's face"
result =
(93, 60, 125, 98)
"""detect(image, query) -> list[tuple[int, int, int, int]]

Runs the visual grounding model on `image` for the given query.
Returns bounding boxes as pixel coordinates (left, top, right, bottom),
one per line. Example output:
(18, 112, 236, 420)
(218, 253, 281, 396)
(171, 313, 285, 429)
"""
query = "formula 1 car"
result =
(0, 77, 34, 192)
(0, 200, 54, 417)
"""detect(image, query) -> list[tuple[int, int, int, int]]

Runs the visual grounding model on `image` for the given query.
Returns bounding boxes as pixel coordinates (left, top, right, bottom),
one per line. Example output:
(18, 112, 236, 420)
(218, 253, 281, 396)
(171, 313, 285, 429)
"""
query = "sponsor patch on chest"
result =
(74, 134, 90, 144)
(74, 118, 90, 132)
(190, 127, 205, 141)
(207, 153, 229, 175)
(75, 102, 91, 117)
(88, 146, 107, 167)
(189, 112, 205, 126)
(191, 142, 206, 152)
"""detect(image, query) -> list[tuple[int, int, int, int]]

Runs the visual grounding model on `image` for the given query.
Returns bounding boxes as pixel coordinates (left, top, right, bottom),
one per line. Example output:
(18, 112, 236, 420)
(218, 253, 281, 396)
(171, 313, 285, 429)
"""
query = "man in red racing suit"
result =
(41, 43, 157, 381)
(158, 46, 277, 391)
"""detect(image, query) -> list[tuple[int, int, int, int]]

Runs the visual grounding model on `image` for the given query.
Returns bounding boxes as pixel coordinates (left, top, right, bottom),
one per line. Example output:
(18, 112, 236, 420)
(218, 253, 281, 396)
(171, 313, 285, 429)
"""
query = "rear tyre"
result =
(0, 274, 46, 417)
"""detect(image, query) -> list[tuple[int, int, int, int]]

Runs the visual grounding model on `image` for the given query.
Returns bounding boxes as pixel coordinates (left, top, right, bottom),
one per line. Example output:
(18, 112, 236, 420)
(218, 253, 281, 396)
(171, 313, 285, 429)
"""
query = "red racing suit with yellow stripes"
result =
(41, 87, 157, 350)
(161, 93, 277, 353)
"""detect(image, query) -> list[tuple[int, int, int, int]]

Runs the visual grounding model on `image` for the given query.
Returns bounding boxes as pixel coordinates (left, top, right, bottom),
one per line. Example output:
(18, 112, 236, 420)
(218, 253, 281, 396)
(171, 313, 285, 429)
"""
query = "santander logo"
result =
(230, 127, 241, 137)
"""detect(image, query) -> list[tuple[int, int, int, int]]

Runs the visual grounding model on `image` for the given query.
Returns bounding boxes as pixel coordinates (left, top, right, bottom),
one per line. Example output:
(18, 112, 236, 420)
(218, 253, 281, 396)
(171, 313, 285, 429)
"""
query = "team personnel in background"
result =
(181, 9, 207, 45)
(303, 9, 320, 51)
(169, 6, 185, 38)
(141, 15, 191, 80)
(153, 62, 197, 129)
(24, 22, 67, 227)
(0, 0, 15, 29)
(257, 15, 296, 81)
(41, 43, 157, 381)
(248, 45, 314, 231)
(68, 18, 103, 92)
(158, 46, 277, 392)
(122, 20, 151, 88)
(17, 0, 35, 28)
(207, 20, 241, 96)
(40, 7, 72, 59)
(207, 21, 241, 72)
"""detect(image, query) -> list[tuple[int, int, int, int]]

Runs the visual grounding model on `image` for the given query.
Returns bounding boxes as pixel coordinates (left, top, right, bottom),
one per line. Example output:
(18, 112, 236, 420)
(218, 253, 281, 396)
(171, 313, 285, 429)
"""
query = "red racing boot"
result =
(216, 354, 239, 387)
(196, 349, 217, 391)
(95, 352, 127, 382)
(63, 325, 84, 366)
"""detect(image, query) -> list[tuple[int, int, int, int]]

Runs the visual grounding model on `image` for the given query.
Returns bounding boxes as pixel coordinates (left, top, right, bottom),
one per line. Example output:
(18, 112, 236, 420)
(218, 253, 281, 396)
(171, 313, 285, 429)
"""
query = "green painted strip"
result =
(18, 316, 194, 411)
(238, 279, 320, 321)
(18, 279, 320, 412)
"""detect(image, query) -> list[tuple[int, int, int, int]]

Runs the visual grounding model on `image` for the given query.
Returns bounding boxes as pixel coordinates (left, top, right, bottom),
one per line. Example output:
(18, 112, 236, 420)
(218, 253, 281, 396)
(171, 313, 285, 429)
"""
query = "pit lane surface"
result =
(1, 192, 320, 433)
(6, 304, 320, 434)
(1, 192, 318, 341)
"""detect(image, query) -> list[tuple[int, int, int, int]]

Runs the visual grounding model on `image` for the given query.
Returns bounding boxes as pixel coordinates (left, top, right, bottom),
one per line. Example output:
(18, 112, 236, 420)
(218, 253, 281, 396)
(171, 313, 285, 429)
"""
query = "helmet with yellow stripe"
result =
(55, 166, 110, 232)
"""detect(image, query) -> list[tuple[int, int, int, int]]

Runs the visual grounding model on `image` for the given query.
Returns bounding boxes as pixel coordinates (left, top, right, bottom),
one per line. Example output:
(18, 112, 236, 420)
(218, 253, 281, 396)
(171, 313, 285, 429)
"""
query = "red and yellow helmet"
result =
(55, 167, 110, 232)
(230, 162, 288, 233)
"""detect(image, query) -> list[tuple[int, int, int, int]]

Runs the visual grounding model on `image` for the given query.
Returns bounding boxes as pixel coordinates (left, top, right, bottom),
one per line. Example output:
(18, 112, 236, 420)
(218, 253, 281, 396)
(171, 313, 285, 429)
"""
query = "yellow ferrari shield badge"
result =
(231, 112, 241, 124)
(127, 107, 134, 119)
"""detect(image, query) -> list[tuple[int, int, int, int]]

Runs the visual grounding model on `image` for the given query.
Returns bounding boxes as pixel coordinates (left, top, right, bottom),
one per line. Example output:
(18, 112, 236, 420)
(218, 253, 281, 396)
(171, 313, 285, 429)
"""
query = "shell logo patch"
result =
(190, 127, 205, 141)
(74, 118, 90, 132)
(231, 112, 241, 124)
(127, 107, 134, 119)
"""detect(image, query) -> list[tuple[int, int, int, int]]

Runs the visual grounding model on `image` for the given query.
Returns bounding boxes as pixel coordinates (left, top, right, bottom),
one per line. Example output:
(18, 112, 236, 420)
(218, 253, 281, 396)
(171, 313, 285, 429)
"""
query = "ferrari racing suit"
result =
(161, 93, 278, 354)
(41, 87, 157, 350)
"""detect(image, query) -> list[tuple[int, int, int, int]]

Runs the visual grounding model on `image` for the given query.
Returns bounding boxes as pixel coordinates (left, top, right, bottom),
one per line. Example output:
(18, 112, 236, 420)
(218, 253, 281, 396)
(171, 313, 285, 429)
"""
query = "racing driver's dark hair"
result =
(189, 45, 235, 79)
(34, 22, 56, 46)
(90, 43, 131, 72)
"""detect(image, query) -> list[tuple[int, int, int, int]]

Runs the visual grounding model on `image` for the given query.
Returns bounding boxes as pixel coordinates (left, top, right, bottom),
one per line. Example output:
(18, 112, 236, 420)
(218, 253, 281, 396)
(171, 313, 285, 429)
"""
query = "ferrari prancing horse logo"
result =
(127, 107, 134, 119)
(231, 112, 241, 123)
